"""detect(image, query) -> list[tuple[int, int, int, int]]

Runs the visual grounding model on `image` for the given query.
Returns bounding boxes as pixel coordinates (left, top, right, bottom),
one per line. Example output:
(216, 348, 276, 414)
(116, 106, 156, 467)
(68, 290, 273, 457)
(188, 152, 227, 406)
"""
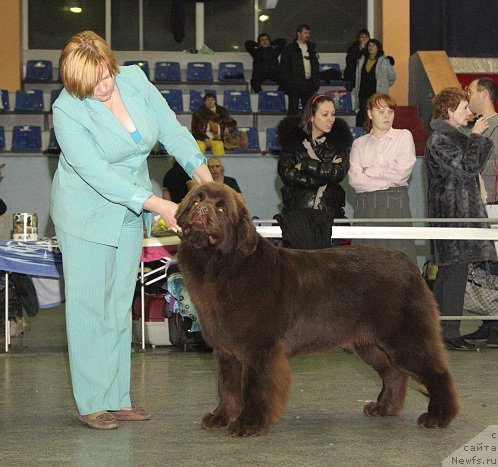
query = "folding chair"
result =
(218, 62, 245, 83)
(124, 60, 150, 79)
(14, 90, 44, 112)
(50, 88, 63, 107)
(11, 125, 42, 152)
(257, 91, 286, 113)
(154, 62, 181, 82)
(0, 90, 9, 112)
(186, 62, 213, 83)
(0, 126, 5, 150)
(189, 89, 217, 112)
(189, 90, 203, 112)
(266, 127, 281, 153)
(223, 90, 251, 113)
(160, 89, 183, 112)
(234, 127, 261, 152)
(44, 128, 61, 154)
(350, 126, 364, 139)
(25, 60, 53, 81)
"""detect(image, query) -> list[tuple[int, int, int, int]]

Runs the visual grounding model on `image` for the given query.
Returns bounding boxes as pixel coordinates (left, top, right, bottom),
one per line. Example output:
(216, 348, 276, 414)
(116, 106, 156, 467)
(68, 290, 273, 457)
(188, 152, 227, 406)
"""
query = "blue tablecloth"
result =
(0, 239, 63, 278)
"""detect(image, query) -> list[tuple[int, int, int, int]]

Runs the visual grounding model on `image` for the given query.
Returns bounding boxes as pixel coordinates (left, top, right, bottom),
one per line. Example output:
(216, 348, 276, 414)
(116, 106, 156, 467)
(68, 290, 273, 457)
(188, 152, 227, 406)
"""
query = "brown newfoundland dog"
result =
(175, 182, 458, 437)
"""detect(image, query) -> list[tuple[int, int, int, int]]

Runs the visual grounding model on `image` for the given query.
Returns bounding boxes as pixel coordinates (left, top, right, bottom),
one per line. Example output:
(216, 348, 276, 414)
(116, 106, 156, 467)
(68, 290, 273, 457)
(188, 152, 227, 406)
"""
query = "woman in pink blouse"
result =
(348, 93, 417, 263)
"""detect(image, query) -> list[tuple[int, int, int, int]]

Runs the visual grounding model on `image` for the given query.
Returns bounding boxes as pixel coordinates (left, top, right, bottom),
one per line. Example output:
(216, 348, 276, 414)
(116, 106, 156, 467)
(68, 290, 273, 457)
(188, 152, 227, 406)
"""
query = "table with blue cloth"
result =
(0, 239, 63, 351)
(1, 235, 183, 352)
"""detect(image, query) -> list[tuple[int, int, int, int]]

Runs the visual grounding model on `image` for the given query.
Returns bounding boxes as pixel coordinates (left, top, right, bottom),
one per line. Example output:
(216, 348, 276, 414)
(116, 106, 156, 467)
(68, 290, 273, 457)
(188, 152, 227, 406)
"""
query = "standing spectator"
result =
(425, 87, 496, 351)
(463, 77, 498, 346)
(191, 93, 237, 154)
(342, 29, 370, 92)
(244, 33, 286, 94)
(280, 24, 320, 116)
(348, 93, 417, 263)
(276, 94, 352, 248)
(468, 78, 498, 203)
(352, 38, 396, 127)
(50, 31, 212, 429)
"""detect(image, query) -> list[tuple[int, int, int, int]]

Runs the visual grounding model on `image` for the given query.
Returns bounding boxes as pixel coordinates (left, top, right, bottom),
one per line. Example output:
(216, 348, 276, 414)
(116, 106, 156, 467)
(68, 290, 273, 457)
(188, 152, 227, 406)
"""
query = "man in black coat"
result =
(244, 33, 286, 93)
(280, 24, 320, 116)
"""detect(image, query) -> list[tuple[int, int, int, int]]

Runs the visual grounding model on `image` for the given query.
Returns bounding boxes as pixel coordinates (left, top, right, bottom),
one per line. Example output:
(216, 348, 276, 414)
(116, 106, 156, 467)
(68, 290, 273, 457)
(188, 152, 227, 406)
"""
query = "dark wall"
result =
(410, 0, 498, 57)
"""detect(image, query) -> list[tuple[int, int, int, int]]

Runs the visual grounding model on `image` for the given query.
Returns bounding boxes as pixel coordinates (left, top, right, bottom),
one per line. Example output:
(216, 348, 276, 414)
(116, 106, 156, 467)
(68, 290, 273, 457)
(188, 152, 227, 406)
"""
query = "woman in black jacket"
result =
(276, 94, 353, 248)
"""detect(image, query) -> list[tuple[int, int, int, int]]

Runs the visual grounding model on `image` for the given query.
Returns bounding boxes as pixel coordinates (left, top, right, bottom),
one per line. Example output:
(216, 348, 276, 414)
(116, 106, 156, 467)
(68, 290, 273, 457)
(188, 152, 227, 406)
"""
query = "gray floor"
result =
(1, 306, 497, 467)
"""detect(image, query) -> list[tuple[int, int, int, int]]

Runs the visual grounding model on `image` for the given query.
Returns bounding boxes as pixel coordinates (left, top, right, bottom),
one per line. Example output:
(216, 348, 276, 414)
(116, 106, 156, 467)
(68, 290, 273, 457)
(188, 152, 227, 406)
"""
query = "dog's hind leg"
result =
(354, 344, 408, 417)
(202, 351, 243, 430)
(416, 369, 459, 428)
(227, 341, 291, 437)
(388, 344, 459, 428)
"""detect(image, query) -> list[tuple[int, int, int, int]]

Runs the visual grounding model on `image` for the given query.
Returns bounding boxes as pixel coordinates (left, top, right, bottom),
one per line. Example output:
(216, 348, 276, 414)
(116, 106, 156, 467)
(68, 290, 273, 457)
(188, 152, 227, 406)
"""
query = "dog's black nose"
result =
(197, 205, 209, 215)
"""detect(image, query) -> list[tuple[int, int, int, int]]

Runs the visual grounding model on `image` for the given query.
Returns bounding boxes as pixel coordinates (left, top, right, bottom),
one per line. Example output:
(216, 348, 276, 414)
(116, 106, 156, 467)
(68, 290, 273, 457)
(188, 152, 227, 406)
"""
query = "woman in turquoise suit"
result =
(50, 31, 212, 430)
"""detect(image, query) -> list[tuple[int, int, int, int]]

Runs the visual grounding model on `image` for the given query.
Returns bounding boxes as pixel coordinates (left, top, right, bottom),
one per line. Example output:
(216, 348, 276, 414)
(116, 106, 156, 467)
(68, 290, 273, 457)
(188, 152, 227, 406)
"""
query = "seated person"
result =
(206, 157, 244, 199)
(244, 33, 286, 93)
(191, 93, 237, 154)
(162, 159, 190, 202)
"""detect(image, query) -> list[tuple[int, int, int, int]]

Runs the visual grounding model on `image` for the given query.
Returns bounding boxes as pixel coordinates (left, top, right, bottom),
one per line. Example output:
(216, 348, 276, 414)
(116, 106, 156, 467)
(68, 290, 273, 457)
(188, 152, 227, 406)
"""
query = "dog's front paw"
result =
(363, 402, 381, 416)
(202, 412, 229, 429)
(363, 402, 396, 417)
(227, 419, 266, 437)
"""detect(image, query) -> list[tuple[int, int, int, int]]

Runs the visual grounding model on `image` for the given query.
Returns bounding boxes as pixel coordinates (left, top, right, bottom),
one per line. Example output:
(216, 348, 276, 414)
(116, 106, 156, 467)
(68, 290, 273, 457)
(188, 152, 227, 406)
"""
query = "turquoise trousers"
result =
(56, 211, 143, 415)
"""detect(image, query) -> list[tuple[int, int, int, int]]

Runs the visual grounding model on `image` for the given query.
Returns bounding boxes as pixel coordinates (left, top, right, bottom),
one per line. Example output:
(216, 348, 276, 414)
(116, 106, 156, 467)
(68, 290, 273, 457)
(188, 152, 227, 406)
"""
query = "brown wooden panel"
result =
(417, 51, 461, 93)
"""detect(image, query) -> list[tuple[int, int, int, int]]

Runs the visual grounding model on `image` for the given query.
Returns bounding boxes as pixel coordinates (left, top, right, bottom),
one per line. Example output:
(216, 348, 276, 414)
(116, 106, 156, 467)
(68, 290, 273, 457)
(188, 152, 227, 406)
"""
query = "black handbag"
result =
(463, 262, 498, 316)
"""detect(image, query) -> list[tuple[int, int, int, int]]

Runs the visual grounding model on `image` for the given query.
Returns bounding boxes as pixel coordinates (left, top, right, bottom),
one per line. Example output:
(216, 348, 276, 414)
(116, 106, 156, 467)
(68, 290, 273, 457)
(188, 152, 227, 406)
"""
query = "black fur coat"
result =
(277, 116, 352, 216)
(425, 118, 497, 266)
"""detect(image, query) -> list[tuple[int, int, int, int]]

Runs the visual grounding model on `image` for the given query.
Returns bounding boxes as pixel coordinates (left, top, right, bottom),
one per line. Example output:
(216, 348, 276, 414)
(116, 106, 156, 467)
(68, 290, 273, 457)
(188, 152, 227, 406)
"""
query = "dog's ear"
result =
(236, 200, 258, 255)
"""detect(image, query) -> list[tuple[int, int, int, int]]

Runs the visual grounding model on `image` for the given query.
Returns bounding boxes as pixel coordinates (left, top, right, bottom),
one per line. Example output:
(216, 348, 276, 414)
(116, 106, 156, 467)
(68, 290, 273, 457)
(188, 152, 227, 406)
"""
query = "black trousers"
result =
(433, 263, 469, 338)
(287, 80, 315, 116)
(250, 67, 282, 93)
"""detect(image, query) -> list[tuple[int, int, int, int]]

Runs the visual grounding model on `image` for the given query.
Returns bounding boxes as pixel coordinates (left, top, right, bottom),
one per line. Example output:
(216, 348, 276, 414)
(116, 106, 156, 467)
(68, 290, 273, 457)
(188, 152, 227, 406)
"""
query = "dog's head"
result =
(176, 182, 258, 256)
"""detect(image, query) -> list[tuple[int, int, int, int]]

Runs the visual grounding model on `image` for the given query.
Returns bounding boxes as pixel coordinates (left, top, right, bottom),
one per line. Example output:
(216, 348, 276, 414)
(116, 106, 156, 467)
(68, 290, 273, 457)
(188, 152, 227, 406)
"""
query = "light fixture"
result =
(69, 6, 82, 13)
(259, 14, 270, 23)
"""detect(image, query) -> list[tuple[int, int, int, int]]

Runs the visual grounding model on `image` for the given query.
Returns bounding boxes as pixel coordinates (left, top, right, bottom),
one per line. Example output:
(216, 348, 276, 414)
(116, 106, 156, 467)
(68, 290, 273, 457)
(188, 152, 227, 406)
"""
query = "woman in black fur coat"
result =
(425, 87, 496, 351)
(276, 94, 353, 248)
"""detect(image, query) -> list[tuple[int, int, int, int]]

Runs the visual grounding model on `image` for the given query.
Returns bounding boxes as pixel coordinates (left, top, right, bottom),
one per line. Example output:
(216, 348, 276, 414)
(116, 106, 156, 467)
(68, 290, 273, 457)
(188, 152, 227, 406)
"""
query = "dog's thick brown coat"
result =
(176, 182, 458, 437)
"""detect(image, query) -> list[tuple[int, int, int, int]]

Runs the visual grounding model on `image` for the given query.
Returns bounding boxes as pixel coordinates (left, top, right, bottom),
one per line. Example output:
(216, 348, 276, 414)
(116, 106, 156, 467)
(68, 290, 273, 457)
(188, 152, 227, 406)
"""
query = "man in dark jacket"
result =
(244, 33, 286, 93)
(280, 24, 320, 116)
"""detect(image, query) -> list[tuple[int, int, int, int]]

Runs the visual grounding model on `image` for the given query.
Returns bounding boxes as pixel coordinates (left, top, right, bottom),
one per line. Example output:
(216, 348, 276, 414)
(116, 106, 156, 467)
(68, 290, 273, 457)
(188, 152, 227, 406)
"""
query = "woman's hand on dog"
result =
(144, 195, 181, 234)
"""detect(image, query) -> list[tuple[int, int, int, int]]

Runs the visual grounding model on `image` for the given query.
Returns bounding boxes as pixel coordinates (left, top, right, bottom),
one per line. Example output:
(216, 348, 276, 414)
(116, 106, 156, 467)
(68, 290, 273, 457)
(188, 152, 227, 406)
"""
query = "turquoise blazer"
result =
(50, 65, 205, 246)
